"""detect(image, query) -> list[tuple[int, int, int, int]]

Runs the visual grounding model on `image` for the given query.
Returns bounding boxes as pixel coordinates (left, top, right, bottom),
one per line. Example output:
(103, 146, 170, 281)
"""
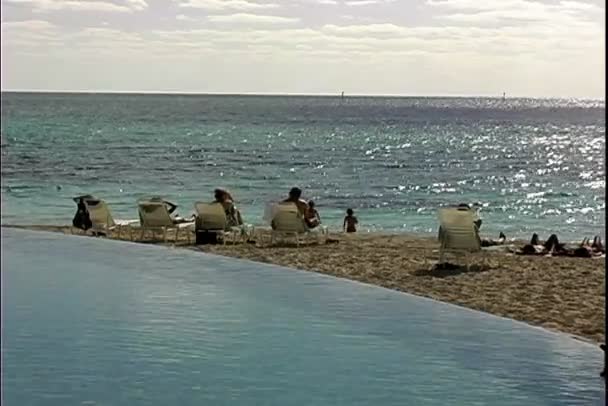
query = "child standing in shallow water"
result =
(343, 208, 358, 233)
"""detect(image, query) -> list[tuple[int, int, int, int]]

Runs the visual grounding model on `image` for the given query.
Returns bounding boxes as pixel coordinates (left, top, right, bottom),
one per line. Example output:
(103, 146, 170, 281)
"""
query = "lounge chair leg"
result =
(175, 228, 180, 245)
(140, 228, 145, 241)
(116, 225, 121, 240)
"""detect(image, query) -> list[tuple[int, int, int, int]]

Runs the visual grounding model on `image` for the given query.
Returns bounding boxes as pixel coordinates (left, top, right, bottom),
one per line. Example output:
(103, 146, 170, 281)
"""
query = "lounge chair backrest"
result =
(194, 202, 227, 230)
(438, 208, 480, 251)
(138, 201, 173, 227)
(83, 198, 116, 228)
(272, 203, 308, 233)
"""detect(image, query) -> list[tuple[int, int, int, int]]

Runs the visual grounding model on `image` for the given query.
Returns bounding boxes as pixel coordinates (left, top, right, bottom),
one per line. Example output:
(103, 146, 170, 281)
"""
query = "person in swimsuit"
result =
(305, 200, 321, 229)
(148, 196, 191, 224)
(458, 203, 482, 230)
(281, 187, 309, 218)
(343, 208, 358, 233)
(214, 188, 243, 228)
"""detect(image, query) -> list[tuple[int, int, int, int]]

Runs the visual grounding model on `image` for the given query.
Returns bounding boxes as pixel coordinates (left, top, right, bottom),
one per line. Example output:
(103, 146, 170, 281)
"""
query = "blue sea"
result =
(2, 228, 605, 405)
(1, 92, 605, 240)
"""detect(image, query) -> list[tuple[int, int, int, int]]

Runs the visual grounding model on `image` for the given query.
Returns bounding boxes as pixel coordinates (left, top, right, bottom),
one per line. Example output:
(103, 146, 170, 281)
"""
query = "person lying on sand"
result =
(573, 236, 605, 257)
(589, 236, 604, 253)
(480, 232, 507, 247)
(518, 234, 604, 257)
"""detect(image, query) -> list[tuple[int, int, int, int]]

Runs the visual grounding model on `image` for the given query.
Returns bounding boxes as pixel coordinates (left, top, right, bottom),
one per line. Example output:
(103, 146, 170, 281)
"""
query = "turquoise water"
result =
(1, 92, 605, 240)
(2, 228, 605, 405)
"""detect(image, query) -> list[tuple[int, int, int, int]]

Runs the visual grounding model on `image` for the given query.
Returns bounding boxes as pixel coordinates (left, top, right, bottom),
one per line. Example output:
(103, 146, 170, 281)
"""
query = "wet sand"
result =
(6, 224, 605, 343)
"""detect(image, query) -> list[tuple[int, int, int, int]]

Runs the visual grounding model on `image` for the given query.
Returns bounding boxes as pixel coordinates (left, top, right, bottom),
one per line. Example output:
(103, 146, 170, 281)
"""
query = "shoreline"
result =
(3, 224, 605, 344)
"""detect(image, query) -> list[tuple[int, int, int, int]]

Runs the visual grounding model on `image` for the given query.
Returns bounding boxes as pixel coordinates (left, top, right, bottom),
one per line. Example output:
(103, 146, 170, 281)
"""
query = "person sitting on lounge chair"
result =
(72, 195, 94, 231)
(281, 187, 309, 218)
(305, 200, 321, 229)
(438, 203, 482, 244)
(457, 203, 482, 230)
(214, 188, 243, 228)
(147, 197, 191, 224)
(270, 187, 310, 230)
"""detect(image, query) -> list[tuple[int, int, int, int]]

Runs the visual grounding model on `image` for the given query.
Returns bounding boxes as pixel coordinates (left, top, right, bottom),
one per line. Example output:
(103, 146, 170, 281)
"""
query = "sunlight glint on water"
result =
(1, 93, 604, 240)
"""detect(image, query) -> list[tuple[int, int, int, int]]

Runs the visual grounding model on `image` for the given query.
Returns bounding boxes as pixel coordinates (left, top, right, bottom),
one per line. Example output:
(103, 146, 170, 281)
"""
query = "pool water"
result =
(1, 228, 605, 405)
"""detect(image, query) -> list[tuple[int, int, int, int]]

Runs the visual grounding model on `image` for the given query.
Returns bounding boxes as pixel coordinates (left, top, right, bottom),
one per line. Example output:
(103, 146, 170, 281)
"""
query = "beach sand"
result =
(7, 225, 605, 343)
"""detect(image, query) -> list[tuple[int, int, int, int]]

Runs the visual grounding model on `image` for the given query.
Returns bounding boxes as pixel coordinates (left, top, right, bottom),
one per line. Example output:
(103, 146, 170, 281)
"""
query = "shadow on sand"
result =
(414, 262, 492, 278)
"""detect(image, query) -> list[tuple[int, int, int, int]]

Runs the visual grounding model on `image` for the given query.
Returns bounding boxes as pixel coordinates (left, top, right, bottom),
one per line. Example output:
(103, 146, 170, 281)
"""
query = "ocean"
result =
(1, 92, 605, 240)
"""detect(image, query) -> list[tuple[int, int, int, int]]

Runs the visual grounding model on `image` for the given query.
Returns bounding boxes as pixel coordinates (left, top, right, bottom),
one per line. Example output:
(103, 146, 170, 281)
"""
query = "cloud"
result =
(124, 0, 147, 10)
(176, 14, 196, 21)
(4, 0, 148, 13)
(1, 19, 64, 48)
(427, 0, 601, 11)
(1, 19, 56, 30)
(173, 0, 278, 11)
(4, 18, 600, 59)
(2, 1, 603, 97)
(322, 23, 404, 35)
(344, 0, 381, 5)
(427, 0, 602, 26)
(207, 13, 300, 24)
(558, 0, 598, 11)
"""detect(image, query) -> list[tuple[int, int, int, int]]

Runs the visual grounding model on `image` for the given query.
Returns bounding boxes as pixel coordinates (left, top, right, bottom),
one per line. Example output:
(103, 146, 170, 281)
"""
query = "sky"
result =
(0, 0, 605, 97)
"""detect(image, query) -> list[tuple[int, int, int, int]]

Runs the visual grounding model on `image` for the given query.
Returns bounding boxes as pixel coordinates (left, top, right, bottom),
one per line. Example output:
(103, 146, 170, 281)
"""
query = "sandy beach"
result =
(6, 224, 605, 344)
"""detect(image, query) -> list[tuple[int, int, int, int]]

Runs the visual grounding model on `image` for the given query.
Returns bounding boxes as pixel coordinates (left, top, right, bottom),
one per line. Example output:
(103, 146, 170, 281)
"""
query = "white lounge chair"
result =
(270, 203, 327, 247)
(138, 201, 194, 243)
(193, 202, 254, 244)
(78, 197, 138, 239)
(437, 207, 483, 266)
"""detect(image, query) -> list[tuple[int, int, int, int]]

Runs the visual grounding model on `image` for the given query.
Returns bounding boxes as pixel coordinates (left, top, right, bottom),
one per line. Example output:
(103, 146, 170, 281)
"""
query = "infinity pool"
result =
(2, 228, 605, 405)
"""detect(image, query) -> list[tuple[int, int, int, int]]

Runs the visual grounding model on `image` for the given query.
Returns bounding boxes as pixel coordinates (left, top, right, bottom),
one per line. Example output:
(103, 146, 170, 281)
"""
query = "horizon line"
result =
(0, 89, 604, 100)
